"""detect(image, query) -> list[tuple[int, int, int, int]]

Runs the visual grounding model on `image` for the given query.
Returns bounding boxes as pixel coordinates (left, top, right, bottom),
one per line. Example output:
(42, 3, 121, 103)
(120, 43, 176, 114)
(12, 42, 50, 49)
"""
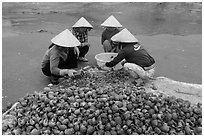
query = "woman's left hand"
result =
(81, 43, 90, 47)
(74, 47, 80, 57)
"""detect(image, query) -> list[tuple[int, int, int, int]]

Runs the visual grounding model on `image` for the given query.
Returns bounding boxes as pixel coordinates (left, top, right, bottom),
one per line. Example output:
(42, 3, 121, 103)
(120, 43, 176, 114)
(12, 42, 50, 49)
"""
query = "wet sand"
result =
(2, 2, 202, 108)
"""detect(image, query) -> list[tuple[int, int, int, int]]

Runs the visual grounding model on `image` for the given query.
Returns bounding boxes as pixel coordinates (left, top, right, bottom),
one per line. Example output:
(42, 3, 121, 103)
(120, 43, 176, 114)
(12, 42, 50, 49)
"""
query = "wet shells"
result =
(12, 128, 21, 135)
(172, 112, 178, 120)
(43, 129, 51, 135)
(43, 87, 51, 92)
(144, 113, 150, 119)
(2, 67, 203, 135)
(20, 100, 27, 107)
(110, 130, 117, 135)
(30, 128, 40, 135)
(105, 123, 112, 131)
(29, 119, 35, 126)
(164, 113, 172, 121)
(185, 125, 192, 135)
(43, 97, 50, 104)
(74, 109, 80, 115)
(48, 92, 55, 99)
(115, 116, 122, 125)
(154, 127, 161, 134)
(48, 120, 55, 128)
(80, 125, 87, 134)
(127, 103, 133, 111)
(151, 119, 158, 127)
(26, 126, 33, 133)
(73, 102, 79, 108)
(194, 127, 202, 135)
(64, 129, 74, 135)
(87, 126, 95, 134)
(122, 125, 128, 131)
(53, 129, 60, 135)
(79, 92, 85, 98)
(112, 105, 119, 112)
(43, 119, 48, 127)
(160, 123, 170, 132)
(66, 91, 73, 97)
(44, 107, 51, 112)
(137, 127, 143, 134)
(126, 120, 132, 126)
(96, 103, 103, 109)
(110, 120, 117, 127)
(169, 128, 176, 135)
(61, 119, 69, 125)
(123, 111, 131, 120)
(56, 110, 64, 116)
(197, 118, 202, 125)
(74, 123, 80, 132)
(115, 101, 123, 108)
(58, 125, 67, 131)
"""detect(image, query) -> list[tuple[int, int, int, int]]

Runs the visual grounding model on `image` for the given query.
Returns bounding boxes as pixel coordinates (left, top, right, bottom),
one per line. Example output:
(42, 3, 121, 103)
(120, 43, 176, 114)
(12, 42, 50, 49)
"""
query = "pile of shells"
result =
(2, 67, 202, 135)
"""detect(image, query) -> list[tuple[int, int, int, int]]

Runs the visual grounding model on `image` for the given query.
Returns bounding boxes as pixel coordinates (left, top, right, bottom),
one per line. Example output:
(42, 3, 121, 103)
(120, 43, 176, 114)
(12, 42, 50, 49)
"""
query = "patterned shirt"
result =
(72, 29, 88, 43)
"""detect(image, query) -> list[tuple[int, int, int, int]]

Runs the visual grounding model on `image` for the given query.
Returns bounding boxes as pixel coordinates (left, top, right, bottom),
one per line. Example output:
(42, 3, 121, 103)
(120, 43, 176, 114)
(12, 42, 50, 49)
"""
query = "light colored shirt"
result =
(41, 45, 68, 75)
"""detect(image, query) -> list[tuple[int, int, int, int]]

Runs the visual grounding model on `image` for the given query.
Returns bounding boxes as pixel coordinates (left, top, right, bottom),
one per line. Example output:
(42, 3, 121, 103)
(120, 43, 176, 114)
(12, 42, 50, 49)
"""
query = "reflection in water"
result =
(2, 2, 202, 36)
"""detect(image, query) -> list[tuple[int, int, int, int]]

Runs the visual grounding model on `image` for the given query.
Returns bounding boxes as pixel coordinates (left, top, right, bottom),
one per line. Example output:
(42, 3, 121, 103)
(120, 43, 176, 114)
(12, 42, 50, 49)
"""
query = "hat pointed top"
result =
(51, 29, 81, 47)
(111, 28, 138, 43)
(72, 17, 93, 28)
(101, 15, 123, 27)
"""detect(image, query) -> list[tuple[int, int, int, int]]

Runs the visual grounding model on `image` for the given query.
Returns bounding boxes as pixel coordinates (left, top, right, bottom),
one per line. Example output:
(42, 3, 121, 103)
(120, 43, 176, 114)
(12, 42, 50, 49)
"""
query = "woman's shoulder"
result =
(49, 45, 60, 54)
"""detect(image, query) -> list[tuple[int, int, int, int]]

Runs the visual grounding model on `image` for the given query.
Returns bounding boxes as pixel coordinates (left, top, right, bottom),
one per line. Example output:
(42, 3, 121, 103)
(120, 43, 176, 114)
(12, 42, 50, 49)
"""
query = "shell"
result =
(80, 124, 87, 134)
(160, 123, 170, 132)
(30, 128, 40, 135)
(87, 126, 95, 134)
(58, 125, 67, 131)
(65, 128, 74, 135)
(3, 67, 203, 135)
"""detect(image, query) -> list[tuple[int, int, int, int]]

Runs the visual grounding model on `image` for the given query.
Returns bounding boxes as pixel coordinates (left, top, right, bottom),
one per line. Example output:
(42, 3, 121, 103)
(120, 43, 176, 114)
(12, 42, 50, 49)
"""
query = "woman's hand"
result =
(81, 43, 90, 47)
(67, 69, 77, 77)
(60, 69, 77, 77)
(74, 47, 80, 57)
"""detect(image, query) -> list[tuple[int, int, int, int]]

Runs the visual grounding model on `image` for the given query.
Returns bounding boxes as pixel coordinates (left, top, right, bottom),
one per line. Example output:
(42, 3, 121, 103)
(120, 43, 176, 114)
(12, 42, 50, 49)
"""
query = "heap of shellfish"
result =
(2, 67, 202, 135)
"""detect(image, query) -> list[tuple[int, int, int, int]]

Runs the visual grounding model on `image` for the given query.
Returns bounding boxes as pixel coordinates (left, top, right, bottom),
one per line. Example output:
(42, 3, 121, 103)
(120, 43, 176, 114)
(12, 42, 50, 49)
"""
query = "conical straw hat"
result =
(51, 29, 81, 47)
(72, 17, 93, 28)
(111, 28, 138, 43)
(101, 15, 123, 27)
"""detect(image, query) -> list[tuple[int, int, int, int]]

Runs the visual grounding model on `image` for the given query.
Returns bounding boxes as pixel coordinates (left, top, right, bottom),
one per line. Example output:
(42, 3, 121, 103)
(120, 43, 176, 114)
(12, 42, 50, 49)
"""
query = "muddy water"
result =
(2, 2, 202, 108)
(2, 2, 202, 36)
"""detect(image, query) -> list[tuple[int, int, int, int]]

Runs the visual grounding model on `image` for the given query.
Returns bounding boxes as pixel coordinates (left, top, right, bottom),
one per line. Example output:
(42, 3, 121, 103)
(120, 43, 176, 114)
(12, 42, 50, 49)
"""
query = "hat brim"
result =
(101, 25, 123, 28)
(72, 26, 93, 29)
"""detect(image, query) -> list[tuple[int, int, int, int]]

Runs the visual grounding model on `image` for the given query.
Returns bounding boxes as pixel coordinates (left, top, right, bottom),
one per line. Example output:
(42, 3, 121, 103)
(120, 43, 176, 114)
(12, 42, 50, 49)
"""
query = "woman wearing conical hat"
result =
(72, 17, 93, 62)
(101, 15, 123, 53)
(104, 28, 156, 83)
(41, 29, 81, 84)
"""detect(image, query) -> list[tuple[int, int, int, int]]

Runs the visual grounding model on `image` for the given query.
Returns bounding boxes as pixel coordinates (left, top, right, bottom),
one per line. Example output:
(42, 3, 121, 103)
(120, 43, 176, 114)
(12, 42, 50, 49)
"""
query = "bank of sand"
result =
(2, 2, 202, 108)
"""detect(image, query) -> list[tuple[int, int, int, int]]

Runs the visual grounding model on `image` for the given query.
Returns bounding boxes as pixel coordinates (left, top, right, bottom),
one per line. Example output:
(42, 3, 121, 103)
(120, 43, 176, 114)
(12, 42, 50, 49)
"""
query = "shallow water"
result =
(2, 2, 202, 36)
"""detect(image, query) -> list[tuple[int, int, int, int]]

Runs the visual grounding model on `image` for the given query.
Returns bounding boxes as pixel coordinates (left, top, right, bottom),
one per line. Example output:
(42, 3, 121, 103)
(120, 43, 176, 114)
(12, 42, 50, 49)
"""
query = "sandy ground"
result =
(2, 2, 202, 108)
